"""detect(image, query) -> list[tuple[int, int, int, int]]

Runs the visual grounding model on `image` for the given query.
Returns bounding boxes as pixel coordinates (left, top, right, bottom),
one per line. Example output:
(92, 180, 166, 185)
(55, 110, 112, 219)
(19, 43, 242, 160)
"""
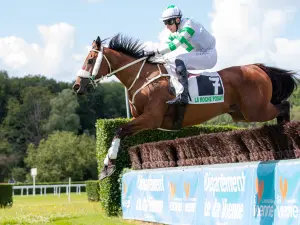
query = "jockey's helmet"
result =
(160, 5, 182, 21)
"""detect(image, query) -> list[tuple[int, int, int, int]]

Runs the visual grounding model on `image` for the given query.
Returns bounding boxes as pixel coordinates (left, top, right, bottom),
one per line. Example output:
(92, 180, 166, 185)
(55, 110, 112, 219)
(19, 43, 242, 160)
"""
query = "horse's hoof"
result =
(99, 160, 116, 181)
(99, 166, 108, 181)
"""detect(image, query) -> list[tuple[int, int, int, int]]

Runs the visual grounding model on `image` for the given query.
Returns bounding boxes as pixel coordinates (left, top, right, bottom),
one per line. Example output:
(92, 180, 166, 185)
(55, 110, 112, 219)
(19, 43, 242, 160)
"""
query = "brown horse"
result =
(72, 34, 299, 181)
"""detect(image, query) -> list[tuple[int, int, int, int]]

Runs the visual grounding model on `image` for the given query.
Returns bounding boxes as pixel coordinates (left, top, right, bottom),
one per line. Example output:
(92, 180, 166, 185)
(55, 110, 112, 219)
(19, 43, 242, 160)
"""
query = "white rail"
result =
(12, 184, 86, 196)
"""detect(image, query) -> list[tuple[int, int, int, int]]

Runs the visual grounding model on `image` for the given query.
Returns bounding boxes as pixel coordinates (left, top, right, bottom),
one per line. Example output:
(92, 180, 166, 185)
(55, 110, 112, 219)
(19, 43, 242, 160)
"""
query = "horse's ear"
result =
(96, 36, 101, 48)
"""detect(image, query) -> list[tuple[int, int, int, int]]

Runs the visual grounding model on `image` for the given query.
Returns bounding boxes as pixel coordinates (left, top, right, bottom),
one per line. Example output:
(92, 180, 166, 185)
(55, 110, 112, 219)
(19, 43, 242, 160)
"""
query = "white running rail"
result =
(12, 184, 86, 196)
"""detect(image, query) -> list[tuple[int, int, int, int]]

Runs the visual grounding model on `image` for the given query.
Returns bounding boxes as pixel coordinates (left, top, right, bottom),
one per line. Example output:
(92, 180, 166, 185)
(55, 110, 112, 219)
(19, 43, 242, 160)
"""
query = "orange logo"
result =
(279, 177, 288, 202)
(184, 182, 190, 200)
(169, 182, 176, 199)
(123, 182, 127, 195)
(256, 178, 264, 203)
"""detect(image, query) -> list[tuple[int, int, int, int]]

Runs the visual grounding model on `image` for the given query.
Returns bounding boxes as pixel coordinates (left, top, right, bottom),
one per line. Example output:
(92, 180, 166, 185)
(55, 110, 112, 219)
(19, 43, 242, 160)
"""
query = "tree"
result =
(8, 75, 71, 100)
(101, 82, 127, 118)
(2, 97, 28, 160)
(11, 167, 27, 182)
(25, 131, 97, 182)
(1, 86, 53, 174)
(3, 86, 53, 147)
(0, 71, 10, 123)
(20, 86, 53, 144)
(44, 89, 81, 134)
(76, 81, 127, 135)
(0, 126, 17, 182)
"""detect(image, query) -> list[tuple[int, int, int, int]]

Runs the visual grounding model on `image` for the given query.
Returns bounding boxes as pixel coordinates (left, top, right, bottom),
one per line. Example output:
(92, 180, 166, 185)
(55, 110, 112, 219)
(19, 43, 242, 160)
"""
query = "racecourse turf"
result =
(0, 193, 154, 225)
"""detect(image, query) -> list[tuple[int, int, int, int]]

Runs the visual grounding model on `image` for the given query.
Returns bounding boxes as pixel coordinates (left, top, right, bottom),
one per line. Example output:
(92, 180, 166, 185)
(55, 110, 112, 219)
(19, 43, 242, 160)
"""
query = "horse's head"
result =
(73, 36, 111, 94)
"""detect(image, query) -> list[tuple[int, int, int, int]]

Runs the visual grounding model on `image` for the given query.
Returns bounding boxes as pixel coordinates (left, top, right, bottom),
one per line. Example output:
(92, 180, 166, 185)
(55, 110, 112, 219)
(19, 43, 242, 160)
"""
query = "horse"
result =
(72, 33, 299, 181)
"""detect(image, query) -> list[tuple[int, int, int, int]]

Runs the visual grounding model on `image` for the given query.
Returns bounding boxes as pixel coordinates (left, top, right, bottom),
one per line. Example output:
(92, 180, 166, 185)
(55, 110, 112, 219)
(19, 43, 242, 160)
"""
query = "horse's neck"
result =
(106, 49, 159, 89)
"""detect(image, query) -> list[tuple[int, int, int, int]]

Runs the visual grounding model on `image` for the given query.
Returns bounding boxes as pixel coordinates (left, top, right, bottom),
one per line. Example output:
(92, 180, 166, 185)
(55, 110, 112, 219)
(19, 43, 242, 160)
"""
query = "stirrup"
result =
(166, 96, 180, 104)
(166, 94, 188, 105)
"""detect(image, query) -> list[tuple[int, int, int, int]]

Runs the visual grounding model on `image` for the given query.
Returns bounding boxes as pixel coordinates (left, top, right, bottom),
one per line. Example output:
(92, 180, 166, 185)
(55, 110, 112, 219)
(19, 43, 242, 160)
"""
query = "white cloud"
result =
(271, 38, 300, 70)
(1, 1, 300, 84)
(210, 0, 300, 73)
(0, 23, 121, 83)
(0, 23, 87, 82)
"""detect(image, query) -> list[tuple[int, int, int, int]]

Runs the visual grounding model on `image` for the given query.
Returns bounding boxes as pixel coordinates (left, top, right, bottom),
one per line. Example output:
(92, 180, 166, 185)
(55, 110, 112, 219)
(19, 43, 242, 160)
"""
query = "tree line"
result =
(0, 70, 299, 183)
(0, 71, 126, 182)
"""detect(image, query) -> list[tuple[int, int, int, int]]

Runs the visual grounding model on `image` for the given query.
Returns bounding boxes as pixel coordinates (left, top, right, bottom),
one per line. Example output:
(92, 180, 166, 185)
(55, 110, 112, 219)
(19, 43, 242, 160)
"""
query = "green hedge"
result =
(96, 118, 240, 216)
(86, 180, 100, 202)
(0, 184, 13, 208)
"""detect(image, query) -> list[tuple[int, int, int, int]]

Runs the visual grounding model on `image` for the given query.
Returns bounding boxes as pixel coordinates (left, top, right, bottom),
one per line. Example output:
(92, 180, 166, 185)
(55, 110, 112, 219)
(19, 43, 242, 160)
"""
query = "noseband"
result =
(76, 46, 112, 88)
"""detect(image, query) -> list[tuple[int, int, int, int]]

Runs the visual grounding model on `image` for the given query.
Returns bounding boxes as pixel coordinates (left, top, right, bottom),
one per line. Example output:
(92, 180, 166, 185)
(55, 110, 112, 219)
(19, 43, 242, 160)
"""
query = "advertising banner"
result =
(122, 159, 300, 225)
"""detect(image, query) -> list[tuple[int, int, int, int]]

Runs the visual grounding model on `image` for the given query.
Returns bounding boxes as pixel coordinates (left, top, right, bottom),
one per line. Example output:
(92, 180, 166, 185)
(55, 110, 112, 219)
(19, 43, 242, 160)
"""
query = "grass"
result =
(0, 193, 150, 225)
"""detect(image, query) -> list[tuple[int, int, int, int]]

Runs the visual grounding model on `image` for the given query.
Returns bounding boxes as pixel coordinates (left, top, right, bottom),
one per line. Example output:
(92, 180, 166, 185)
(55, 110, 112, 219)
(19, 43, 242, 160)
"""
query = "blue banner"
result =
(122, 159, 300, 225)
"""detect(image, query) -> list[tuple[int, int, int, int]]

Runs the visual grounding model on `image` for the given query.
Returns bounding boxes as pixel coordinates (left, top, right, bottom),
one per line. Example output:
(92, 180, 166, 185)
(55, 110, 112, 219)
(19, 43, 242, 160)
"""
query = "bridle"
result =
(76, 46, 148, 89)
(76, 45, 170, 115)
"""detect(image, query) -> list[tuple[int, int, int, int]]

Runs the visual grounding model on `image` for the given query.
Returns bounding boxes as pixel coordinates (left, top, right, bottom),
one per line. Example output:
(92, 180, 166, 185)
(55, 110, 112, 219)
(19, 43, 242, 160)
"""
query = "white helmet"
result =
(160, 5, 182, 21)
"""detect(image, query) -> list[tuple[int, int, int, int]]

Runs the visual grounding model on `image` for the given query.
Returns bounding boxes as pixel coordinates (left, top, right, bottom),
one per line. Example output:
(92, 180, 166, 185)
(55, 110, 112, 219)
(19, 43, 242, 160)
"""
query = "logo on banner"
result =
(168, 181, 196, 213)
(123, 182, 127, 195)
(276, 176, 299, 219)
(184, 182, 190, 200)
(253, 176, 275, 219)
(183, 182, 196, 213)
(122, 181, 131, 209)
(169, 182, 176, 199)
(255, 178, 264, 204)
(279, 176, 288, 203)
(169, 182, 181, 212)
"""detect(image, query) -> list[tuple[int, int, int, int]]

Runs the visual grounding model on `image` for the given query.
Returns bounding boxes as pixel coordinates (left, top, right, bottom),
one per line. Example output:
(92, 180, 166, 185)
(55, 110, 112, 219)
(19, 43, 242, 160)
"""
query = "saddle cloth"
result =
(187, 71, 225, 104)
(150, 56, 225, 104)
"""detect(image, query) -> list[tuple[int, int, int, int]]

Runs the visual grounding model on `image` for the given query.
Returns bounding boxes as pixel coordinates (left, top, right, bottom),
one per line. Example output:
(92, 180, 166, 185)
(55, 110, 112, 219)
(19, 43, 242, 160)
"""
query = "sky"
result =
(0, 0, 300, 83)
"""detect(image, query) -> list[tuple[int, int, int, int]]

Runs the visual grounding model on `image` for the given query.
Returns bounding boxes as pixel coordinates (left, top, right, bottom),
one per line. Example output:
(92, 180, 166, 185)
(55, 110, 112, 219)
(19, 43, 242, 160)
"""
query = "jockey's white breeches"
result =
(164, 48, 217, 76)
(161, 48, 217, 97)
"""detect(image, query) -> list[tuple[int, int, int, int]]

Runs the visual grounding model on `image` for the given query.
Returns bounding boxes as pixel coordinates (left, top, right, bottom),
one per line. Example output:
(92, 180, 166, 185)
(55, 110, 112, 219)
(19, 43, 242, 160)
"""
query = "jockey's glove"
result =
(143, 51, 156, 57)
(141, 50, 160, 58)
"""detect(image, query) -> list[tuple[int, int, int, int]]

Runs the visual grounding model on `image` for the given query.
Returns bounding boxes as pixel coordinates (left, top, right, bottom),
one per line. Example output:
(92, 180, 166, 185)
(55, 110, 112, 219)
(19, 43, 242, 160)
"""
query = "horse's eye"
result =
(88, 59, 93, 64)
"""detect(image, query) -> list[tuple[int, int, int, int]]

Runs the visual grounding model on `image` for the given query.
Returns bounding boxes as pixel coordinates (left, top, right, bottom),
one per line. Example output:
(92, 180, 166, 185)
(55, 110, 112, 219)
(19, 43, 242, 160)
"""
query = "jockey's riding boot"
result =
(166, 59, 189, 105)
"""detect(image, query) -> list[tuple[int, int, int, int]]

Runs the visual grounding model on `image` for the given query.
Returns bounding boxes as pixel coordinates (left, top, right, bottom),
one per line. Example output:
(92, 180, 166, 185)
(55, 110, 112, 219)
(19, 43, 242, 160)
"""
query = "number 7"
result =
(209, 77, 220, 95)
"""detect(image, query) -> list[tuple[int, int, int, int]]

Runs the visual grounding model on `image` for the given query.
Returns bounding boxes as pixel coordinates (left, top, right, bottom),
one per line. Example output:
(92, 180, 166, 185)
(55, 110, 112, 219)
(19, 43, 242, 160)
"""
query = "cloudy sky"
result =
(0, 0, 300, 83)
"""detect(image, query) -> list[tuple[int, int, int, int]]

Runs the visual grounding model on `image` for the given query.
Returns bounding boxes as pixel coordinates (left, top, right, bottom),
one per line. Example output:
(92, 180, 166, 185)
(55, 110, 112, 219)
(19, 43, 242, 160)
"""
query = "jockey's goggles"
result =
(163, 18, 176, 25)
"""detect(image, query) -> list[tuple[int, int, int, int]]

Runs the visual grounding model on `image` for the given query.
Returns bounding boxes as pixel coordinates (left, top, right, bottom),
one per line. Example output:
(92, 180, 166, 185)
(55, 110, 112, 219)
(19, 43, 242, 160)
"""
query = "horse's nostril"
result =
(73, 84, 80, 92)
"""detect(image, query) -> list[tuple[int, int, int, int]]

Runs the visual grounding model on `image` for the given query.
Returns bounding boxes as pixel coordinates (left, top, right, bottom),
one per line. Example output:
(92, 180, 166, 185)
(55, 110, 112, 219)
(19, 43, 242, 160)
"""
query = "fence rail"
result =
(13, 184, 86, 196)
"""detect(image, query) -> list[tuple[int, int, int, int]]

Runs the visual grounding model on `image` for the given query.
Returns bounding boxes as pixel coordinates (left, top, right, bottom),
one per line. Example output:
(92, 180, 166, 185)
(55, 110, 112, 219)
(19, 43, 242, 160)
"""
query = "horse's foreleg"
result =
(99, 113, 164, 181)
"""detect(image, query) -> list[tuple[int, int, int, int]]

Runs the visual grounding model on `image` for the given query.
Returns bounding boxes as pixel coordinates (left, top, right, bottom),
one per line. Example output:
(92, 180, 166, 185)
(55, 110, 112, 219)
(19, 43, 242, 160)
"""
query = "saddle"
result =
(150, 56, 225, 105)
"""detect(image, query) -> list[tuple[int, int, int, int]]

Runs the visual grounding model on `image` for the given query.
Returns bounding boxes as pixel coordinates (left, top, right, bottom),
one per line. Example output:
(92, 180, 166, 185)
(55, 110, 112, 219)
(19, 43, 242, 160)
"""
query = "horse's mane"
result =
(106, 33, 158, 64)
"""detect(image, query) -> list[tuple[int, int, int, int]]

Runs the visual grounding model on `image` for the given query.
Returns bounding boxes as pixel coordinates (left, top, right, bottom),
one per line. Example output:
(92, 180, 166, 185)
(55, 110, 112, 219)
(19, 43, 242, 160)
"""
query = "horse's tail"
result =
(255, 63, 300, 105)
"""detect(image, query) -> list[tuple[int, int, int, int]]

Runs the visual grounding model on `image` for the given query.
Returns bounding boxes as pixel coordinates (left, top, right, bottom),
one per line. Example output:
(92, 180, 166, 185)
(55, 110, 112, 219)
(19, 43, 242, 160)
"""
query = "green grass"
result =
(0, 193, 146, 225)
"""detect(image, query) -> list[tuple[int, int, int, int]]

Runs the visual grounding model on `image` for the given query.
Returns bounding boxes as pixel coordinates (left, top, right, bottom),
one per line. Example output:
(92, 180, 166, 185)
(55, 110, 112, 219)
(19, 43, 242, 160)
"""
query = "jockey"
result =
(143, 5, 217, 105)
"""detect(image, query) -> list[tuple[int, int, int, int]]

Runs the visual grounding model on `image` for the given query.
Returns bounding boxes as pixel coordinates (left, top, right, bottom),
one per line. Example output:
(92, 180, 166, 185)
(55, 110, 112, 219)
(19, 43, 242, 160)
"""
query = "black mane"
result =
(107, 33, 150, 60)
